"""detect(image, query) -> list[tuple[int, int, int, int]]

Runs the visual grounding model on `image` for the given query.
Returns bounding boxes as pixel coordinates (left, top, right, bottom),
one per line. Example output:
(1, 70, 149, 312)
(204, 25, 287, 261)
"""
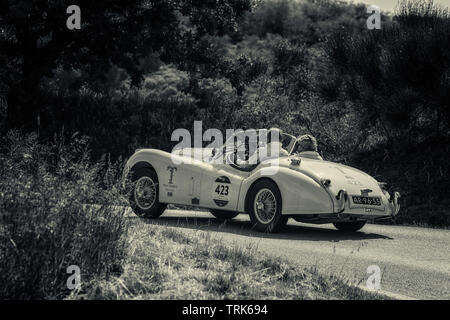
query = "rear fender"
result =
(238, 167, 333, 215)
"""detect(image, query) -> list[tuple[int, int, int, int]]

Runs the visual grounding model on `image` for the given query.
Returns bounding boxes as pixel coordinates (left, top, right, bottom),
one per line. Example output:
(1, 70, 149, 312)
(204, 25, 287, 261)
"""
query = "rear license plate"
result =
(352, 196, 381, 206)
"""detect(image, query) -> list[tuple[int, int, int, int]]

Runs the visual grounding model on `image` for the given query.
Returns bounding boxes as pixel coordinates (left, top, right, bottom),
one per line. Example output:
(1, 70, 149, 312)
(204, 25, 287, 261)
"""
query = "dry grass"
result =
(0, 131, 128, 299)
(71, 218, 387, 300)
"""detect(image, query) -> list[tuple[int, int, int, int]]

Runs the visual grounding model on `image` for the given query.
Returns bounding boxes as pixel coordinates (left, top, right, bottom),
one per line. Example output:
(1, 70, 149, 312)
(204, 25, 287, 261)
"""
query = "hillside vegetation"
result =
(2, 0, 448, 226)
(0, 132, 127, 299)
(0, 133, 386, 299)
(69, 216, 386, 300)
(1, 0, 449, 299)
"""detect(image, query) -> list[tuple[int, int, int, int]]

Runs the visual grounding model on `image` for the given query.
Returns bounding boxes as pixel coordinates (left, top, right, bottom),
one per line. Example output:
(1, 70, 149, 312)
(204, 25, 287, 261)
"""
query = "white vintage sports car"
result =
(123, 130, 400, 233)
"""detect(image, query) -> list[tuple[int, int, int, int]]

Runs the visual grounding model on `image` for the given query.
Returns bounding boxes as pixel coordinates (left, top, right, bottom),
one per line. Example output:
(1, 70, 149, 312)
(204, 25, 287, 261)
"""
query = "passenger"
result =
(259, 128, 289, 160)
(237, 128, 288, 168)
(294, 134, 323, 160)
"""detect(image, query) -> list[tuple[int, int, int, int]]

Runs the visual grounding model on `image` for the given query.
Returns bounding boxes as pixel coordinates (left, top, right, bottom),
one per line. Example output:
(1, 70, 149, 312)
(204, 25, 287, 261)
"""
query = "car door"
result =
(199, 162, 250, 211)
(199, 135, 253, 211)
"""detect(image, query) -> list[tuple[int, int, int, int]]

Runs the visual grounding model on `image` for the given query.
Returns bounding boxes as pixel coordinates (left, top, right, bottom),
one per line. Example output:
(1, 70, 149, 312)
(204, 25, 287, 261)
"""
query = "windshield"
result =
(281, 133, 296, 154)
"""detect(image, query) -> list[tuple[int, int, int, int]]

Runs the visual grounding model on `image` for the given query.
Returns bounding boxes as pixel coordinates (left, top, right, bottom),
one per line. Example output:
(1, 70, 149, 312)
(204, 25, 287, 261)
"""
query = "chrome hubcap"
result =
(134, 176, 157, 210)
(253, 188, 277, 224)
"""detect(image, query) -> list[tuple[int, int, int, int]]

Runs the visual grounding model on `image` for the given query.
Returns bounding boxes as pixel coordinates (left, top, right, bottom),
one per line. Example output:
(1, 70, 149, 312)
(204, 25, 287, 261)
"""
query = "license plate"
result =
(352, 196, 381, 206)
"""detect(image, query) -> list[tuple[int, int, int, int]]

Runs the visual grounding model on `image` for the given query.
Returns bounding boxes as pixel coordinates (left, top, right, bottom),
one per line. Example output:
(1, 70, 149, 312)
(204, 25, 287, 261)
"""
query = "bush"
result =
(0, 131, 128, 299)
(320, 0, 450, 226)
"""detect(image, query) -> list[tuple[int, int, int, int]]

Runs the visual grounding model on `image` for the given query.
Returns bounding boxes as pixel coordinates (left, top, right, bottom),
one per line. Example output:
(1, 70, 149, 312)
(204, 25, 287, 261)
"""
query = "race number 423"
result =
(215, 184, 229, 196)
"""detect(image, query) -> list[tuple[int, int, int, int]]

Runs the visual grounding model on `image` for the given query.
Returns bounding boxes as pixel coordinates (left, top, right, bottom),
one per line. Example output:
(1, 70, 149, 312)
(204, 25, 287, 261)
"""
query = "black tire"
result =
(333, 221, 366, 232)
(129, 167, 167, 218)
(247, 179, 288, 233)
(210, 209, 239, 220)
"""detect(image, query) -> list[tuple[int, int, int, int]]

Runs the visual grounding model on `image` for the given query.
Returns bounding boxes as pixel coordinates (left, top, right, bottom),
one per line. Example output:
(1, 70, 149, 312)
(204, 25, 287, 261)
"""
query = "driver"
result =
(235, 128, 288, 168)
(248, 128, 288, 164)
(293, 134, 323, 160)
(265, 128, 289, 159)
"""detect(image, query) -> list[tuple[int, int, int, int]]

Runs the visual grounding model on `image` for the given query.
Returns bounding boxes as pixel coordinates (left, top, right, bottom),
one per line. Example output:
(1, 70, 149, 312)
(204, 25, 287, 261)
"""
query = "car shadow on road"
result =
(129, 214, 393, 242)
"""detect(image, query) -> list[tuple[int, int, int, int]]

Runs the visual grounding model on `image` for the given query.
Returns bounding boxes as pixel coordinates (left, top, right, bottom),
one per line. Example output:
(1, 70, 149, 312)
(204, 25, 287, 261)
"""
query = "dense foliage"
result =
(0, 132, 128, 298)
(324, 0, 450, 225)
(1, 0, 449, 226)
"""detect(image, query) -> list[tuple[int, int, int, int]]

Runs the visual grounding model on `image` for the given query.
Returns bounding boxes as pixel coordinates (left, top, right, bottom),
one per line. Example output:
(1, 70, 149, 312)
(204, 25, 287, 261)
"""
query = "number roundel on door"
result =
(213, 176, 231, 207)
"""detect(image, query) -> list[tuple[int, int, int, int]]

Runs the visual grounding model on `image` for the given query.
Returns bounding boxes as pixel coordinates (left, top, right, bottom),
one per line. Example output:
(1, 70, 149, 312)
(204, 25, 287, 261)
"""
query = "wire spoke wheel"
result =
(253, 188, 277, 224)
(134, 176, 156, 210)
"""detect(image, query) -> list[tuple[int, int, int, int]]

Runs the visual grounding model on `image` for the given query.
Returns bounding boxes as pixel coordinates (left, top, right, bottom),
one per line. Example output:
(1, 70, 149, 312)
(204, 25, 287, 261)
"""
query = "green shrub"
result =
(0, 131, 128, 299)
(321, 0, 450, 226)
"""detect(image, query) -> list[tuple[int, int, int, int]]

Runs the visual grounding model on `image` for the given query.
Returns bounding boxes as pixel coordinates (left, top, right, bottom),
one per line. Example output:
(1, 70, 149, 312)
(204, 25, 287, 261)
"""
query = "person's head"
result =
(295, 134, 318, 153)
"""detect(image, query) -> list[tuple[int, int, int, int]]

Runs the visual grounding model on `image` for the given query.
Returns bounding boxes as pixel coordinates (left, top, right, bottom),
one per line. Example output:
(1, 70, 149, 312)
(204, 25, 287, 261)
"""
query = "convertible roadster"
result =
(123, 130, 400, 233)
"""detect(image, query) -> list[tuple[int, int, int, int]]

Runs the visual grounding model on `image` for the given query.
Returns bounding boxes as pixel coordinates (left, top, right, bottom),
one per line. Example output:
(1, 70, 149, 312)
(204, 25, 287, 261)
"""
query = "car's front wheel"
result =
(248, 180, 288, 233)
(210, 209, 239, 220)
(333, 221, 366, 232)
(129, 167, 167, 218)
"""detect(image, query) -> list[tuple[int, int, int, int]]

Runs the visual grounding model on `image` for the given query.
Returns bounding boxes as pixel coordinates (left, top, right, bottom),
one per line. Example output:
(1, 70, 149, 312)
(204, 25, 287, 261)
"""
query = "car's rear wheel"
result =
(129, 167, 166, 218)
(333, 221, 366, 232)
(248, 180, 288, 233)
(210, 209, 239, 220)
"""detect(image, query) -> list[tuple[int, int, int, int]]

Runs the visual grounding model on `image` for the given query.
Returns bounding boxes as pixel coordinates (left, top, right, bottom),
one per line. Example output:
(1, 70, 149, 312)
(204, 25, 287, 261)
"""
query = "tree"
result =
(0, 0, 251, 131)
(324, 0, 450, 148)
